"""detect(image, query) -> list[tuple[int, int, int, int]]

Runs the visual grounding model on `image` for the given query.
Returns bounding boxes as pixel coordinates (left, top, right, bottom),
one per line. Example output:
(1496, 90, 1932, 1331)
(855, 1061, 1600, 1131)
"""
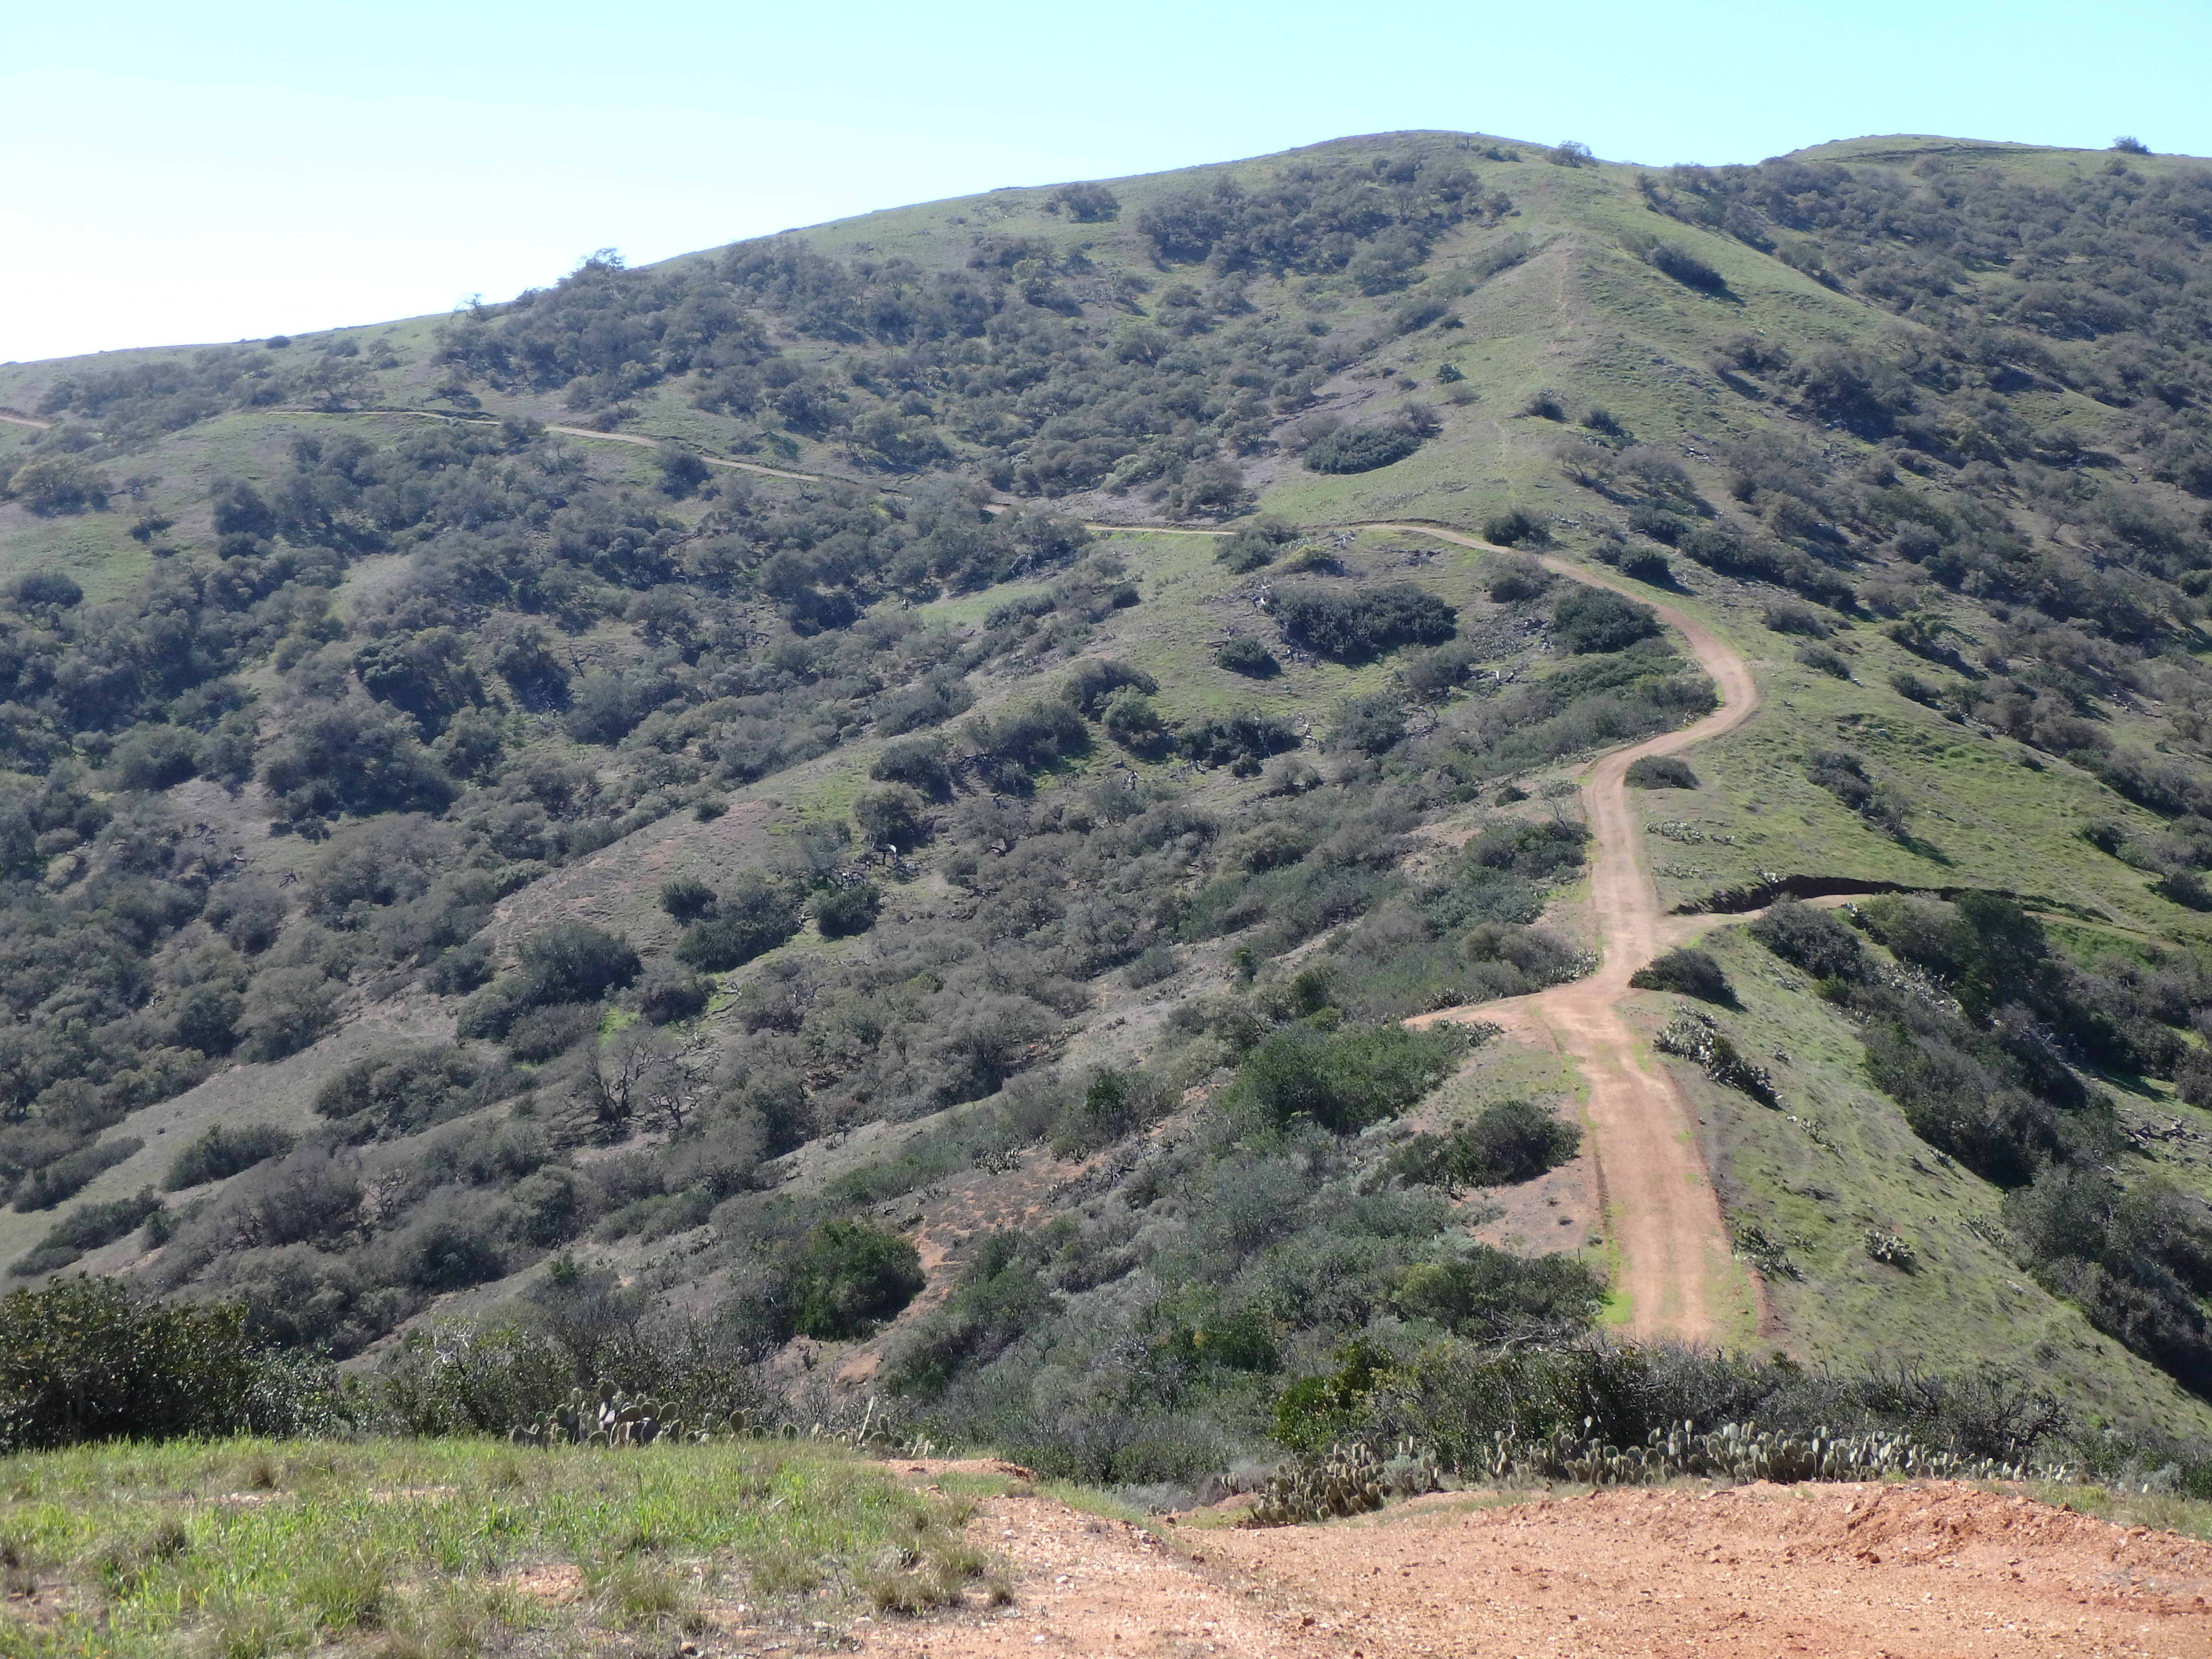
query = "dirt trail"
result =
(1385, 529, 1760, 1342)
(861, 1474, 2212, 1658)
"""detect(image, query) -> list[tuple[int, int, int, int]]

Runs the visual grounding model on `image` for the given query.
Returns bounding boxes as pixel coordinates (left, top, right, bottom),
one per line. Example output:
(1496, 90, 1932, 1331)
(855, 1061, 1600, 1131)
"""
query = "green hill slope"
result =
(4, 129, 2212, 1474)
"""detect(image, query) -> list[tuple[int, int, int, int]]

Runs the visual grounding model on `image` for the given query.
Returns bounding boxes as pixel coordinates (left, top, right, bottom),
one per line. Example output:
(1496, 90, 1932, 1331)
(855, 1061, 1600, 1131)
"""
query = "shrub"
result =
(1179, 708, 1300, 774)
(12, 1138, 144, 1214)
(1747, 899, 1867, 982)
(10, 1188, 166, 1277)
(108, 725, 201, 793)
(315, 1044, 492, 1141)
(1487, 558, 1550, 602)
(1393, 1097, 1582, 1188)
(784, 1221, 925, 1340)
(1050, 181, 1121, 221)
(1890, 670, 1943, 707)
(1762, 600, 1832, 637)
(1795, 642, 1852, 679)
(505, 1002, 599, 1061)
(1215, 636, 1278, 676)
(676, 874, 803, 971)
(1273, 582, 1457, 662)
(1403, 639, 1479, 700)
(1303, 426, 1424, 474)
(163, 1123, 296, 1191)
(636, 962, 712, 1024)
(1643, 240, 1728, 293)
(1330, 693, 1407, 755)
(871, 738, 953, 799)
(1624, 756, 1697, 789)
(1099, 687, 1169, 754)
(1228, 1023, 1463, 1133)
(854, 784, 928, 850)
(0, 1280, 281, 1450)
(1122, 945, 1177, 988)
(1620, 548, 1672, 586)
(238, 967, 338, 1062)
(965, 701, 1087, 779)
(876, 676, 975, 735)
(1215, 517, 1299, 573)
(1390, 1248, 1605, 1340)
(1552, 588, 1660, 654)
(424, 938, 493, 995)
(658, 875, 717, 923)
(1482, 510, 1549, 549)
(1060, 658, 1158, 716)
(1522, 391, 1566, 421)
(518, 923, 640, 1006)
(810, 883, 882, 938)
(1629, 947, 1733, 1003)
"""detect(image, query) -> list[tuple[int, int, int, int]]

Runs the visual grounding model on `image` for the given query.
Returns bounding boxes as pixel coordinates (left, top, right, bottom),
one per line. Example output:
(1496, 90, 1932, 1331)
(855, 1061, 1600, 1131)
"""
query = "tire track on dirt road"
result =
(1384, 526, 1762, 1343)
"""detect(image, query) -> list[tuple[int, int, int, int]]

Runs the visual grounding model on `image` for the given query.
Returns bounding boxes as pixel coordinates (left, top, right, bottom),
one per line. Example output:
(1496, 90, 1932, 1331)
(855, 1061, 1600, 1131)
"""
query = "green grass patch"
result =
(0, 1437, 980, 1656)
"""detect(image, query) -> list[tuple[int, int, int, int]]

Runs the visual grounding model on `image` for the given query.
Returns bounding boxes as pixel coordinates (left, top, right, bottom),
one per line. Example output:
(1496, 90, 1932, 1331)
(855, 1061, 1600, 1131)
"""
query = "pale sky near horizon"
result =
(6, 0, 2206, 365)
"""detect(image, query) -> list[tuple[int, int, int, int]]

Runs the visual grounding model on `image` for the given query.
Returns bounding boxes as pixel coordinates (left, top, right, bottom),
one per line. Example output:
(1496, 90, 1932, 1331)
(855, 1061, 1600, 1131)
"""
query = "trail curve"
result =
(1390, 527, 1761, 1342)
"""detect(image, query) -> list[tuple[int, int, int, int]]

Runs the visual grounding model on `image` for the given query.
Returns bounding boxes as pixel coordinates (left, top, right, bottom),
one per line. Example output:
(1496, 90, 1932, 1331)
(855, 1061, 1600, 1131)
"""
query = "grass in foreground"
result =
(0, 1437, 994, 1657)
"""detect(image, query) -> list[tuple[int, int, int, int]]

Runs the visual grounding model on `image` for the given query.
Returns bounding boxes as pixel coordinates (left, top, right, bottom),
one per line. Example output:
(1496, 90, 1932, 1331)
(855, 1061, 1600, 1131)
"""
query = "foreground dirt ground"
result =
(857, 1474, 2212, 1658)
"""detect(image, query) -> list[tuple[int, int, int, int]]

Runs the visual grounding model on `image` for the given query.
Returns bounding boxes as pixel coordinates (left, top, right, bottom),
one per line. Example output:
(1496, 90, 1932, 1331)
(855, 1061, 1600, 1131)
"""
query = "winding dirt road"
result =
(1395, 529, 1761, 1342)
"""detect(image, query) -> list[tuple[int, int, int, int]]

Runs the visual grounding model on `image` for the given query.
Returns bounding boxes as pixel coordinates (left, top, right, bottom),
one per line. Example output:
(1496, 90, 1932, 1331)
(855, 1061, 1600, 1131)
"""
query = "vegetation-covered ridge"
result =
(2, 128, 2212, 1496)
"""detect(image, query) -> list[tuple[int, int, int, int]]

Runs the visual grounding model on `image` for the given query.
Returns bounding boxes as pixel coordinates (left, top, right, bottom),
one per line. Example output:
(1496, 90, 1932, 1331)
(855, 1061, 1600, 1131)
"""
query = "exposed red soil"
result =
(859, 1477, 2212, 1658)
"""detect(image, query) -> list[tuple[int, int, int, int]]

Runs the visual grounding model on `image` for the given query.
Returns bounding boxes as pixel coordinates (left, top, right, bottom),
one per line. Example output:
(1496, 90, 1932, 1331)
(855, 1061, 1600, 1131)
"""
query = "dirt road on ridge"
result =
(1388, 529, 1761, 1342)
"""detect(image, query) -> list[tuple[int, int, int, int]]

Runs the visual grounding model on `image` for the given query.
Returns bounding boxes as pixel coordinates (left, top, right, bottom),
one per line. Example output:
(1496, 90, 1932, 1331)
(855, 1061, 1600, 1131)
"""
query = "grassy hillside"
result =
(4, 128, 2212, 1475)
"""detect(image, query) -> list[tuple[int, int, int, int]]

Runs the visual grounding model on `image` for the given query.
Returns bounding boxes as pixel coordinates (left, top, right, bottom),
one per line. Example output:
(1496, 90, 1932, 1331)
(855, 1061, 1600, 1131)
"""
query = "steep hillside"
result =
(5, 129, 2212, 1475)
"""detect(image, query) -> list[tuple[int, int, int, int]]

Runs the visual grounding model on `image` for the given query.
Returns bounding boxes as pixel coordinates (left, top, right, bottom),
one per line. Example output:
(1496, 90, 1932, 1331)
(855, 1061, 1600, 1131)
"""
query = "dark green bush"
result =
(1624, 756, 1697, 789)
(1227, 1023, 1463, 1133)
(1060, 658, 1158, 717)
(854, 784, 928, 850)
(870, 738, 953, 799)
(675, 874, 802, 971)
(1629, 946, 1733, 1003)
(784, 1221, 926, 1340)
(1620, 549, 1672, 586)
(1392, 1097, 1582, 1188)
(10, 1189, 163, 1277)
(1215, 636, 1278, 676)
(517, 922, 640, 1006)
(1304, 426, 1424, 473)
(1482, 510, 1550, 549)
(1552, 588, 1660, 654)
(636, 962, 712, 1024)
(658, 875, 717, 923)
(810, 883, 882, 938)
(1179, 709, 1300, 774)
(1390, 1247, 1605, 1339)
(504, 1002, 599, 1061)
(1643, 239, 1728, 292)
(1273, 582, 1457, 662)
(0, 1280, 287, 1450)
(1796, 641, 1852, 679)
(163, 1122, 296, 1191)
(1748, 898, 1867, 982)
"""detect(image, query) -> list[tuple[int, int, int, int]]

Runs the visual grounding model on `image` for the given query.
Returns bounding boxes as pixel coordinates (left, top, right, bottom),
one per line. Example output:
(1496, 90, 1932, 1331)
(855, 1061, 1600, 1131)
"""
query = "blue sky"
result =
(6, 0, 2206, 363)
